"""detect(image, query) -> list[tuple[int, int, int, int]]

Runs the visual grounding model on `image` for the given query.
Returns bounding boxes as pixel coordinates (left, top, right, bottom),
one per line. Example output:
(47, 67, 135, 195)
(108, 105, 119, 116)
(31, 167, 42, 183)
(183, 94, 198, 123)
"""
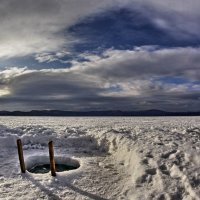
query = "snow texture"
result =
(0, 117, 199, 200)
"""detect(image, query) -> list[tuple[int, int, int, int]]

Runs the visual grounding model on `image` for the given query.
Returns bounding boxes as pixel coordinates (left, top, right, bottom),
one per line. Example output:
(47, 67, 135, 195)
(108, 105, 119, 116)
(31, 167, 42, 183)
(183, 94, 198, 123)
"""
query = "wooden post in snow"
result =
(48, 141, 56, 176)
(17, 139, 26, 173)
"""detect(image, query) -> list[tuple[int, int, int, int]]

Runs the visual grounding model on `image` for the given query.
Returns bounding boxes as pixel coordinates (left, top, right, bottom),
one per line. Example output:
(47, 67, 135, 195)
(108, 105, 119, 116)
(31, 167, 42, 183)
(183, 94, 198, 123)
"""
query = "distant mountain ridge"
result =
(0, 109, 200, 116)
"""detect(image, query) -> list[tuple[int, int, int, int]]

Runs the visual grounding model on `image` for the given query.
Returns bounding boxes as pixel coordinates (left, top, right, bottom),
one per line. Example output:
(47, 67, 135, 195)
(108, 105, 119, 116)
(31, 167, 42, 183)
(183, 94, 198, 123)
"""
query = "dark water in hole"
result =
(29, 164, 79, 174)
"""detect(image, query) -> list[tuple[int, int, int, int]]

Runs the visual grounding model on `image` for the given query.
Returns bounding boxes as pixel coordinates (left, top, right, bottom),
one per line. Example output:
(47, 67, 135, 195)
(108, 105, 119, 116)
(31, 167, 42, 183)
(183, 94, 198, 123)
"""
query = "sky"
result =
(0, 0, 200, 111)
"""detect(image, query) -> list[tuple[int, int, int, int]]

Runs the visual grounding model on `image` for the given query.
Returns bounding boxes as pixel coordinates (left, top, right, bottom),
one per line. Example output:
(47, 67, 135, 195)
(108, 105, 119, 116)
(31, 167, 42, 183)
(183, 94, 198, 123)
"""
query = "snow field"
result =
(0, 117, 199, 200)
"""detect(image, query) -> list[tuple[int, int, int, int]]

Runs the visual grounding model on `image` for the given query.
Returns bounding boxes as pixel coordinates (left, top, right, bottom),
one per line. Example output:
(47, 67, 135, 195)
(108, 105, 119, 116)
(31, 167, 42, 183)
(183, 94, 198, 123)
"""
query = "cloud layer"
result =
(0, 0, 200, 111)
(0, 47, 200, 111)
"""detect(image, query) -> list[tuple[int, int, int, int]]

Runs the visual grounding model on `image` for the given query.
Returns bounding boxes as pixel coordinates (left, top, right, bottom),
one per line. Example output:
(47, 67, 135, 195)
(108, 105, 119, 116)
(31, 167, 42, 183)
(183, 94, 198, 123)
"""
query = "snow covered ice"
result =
(0, 117, 199, 200)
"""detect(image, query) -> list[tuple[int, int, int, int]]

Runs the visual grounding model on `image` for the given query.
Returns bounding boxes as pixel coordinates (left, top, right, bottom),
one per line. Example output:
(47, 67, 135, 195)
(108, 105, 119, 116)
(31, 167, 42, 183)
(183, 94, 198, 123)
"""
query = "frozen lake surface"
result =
(0, 117, 199, 200)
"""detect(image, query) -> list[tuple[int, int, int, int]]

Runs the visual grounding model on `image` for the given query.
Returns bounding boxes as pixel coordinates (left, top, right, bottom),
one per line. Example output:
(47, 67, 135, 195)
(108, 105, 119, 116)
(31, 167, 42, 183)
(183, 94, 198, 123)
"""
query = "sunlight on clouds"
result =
(0, 87, 10, 96)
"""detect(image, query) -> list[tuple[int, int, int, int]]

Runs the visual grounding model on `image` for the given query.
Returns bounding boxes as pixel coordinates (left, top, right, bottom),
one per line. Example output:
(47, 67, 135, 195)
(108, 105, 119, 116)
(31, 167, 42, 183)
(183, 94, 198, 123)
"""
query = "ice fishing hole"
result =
(26, 156, 80, 174)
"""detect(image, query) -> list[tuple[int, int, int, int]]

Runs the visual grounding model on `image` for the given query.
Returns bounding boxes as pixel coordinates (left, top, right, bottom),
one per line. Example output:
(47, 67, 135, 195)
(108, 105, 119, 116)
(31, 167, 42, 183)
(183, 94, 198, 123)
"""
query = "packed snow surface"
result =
(0, 117, 199, 200)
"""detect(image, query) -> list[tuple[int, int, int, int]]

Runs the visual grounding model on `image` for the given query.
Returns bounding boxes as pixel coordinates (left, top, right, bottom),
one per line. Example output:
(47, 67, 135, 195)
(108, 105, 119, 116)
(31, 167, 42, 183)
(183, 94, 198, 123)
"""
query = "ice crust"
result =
(0, 117, 199, 200)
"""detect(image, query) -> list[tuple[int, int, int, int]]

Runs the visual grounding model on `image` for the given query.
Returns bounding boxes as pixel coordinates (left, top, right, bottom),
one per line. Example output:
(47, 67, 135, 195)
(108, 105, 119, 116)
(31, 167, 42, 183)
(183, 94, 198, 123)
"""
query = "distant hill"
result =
(0, 109, 200, 116)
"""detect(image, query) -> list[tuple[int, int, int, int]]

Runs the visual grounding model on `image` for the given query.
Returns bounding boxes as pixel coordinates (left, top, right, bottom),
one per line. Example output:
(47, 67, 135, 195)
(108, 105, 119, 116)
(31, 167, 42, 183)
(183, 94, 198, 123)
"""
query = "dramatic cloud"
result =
(79, 47, 200, 80)
(1, 0, 200, 59)
(0, 0, 115, 59)
(0, 0, 200, 111)
(0, 47, 200, 111)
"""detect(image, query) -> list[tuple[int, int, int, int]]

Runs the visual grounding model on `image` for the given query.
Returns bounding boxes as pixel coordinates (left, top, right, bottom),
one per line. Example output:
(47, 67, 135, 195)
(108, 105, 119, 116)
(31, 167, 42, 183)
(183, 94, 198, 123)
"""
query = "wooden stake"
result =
(48, 141, 56, 176)
(17, 139, 26, 173)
